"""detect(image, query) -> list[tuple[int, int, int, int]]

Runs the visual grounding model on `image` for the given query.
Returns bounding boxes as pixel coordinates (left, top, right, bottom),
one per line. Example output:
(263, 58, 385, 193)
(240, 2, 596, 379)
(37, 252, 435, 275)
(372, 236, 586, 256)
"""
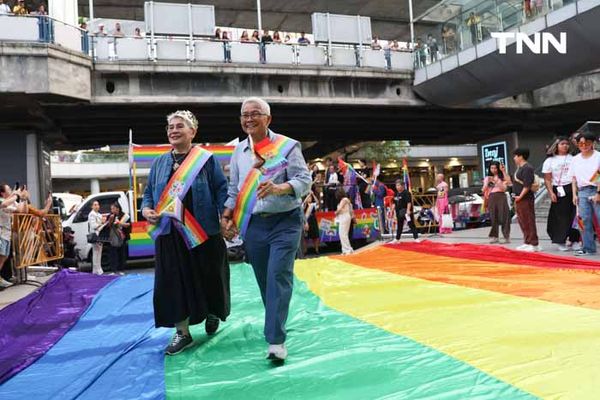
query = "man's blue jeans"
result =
(244, 207, 303, 344)
(577, 186, 600, 253)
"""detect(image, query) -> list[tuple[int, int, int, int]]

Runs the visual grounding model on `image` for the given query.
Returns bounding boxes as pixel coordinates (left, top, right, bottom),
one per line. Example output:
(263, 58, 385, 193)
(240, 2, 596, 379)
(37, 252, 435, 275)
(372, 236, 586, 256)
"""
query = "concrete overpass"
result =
(77, 0, 443, 41)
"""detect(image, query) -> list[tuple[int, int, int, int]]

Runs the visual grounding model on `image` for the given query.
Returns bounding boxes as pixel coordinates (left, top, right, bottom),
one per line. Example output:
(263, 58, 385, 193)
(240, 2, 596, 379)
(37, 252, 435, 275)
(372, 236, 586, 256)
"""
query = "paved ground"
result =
(1, 221, 594, 310)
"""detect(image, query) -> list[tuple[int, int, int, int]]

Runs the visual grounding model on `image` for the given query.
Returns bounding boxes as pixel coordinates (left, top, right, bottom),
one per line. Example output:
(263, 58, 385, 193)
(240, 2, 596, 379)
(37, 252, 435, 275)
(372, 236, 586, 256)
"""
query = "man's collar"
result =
(243, 129, 273, 151)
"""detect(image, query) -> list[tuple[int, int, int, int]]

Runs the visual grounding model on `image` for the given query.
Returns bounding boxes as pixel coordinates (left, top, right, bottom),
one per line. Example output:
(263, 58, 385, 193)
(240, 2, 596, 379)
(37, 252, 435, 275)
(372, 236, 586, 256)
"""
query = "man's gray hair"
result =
(241, 97, 271, 116)
(167, 110, 198, 130)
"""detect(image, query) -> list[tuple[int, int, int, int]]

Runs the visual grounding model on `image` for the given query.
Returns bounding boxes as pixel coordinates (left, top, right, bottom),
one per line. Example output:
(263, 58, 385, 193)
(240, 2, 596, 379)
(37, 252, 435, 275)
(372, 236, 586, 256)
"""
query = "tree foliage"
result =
(359, 140, 410, 163)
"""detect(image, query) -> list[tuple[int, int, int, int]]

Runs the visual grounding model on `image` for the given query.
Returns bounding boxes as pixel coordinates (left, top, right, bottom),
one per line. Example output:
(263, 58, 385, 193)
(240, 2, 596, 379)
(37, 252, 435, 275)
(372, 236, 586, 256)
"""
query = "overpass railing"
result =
(90, 36, 413, 71)
(414, 0, 577, 70)
(0, 14, 88, 54)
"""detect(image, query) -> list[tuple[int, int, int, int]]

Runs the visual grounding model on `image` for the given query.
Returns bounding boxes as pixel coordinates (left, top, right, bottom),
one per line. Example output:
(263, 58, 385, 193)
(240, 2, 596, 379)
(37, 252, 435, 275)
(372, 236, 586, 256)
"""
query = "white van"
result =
(62, 191, 133, 262)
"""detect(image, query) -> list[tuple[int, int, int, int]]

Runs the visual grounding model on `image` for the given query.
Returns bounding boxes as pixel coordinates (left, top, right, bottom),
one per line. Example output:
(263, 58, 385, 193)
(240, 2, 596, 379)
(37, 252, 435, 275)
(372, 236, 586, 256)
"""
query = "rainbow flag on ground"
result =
(3, 242, 600, 398)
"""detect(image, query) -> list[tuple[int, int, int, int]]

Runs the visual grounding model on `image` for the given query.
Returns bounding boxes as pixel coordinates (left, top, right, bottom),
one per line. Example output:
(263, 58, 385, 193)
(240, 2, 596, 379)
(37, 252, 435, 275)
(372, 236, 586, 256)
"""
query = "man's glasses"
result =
(577, 141, 593, 147)
(240, 112, 267, 120)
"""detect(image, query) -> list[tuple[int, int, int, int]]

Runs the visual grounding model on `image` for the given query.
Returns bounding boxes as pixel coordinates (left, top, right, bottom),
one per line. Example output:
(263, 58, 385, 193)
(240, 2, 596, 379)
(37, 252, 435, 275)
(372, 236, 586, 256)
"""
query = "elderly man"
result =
(222, 97, 311, 361)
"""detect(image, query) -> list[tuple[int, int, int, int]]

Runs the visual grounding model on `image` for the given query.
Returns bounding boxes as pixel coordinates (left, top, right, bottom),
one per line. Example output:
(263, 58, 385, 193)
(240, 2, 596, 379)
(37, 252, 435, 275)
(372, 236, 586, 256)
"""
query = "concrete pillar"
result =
(90, 178, 100, 194)
(0, 131, 48, 208)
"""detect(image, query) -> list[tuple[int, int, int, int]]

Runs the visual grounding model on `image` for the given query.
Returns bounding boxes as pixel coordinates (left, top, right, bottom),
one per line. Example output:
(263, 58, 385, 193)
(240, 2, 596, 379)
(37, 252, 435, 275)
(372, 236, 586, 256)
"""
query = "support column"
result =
(90, 178, 100, 194)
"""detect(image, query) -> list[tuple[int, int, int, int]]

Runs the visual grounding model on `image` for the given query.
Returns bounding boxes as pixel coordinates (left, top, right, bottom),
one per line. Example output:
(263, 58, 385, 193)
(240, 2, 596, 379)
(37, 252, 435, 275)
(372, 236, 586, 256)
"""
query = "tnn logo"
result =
(491, 32, 567, 54)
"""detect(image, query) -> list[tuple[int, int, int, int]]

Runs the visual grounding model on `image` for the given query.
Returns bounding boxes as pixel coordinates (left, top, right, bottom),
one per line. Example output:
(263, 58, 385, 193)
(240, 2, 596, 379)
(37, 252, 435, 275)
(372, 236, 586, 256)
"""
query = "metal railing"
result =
(0, 14, 87, 54)
(0, 13, 414, 71)
(414, 0, 577, 69)
(89, 35, 413, 71)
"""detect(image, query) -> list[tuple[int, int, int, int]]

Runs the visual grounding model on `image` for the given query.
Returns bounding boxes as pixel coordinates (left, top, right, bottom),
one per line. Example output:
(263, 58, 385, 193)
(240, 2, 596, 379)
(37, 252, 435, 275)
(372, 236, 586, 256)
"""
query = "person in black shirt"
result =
(391, 180, 418, 243)
(512, 147, 540, 251)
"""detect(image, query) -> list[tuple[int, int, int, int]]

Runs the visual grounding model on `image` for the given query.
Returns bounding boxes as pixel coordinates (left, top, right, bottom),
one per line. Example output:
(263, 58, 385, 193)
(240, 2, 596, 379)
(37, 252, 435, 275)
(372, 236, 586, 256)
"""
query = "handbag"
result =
(441, 213, 453, 229)
(109, 227, 124, 248)
(86, 232, 98, 244)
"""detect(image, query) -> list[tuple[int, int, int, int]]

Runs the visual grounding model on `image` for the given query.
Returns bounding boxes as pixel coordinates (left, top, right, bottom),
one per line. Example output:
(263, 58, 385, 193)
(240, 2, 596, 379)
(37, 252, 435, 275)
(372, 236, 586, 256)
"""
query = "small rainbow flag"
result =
(589, 169, 600, 184)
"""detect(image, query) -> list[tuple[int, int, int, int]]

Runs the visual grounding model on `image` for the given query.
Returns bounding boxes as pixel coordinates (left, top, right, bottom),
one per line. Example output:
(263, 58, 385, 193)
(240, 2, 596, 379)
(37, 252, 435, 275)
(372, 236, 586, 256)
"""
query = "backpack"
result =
(514, 167, 542, 193)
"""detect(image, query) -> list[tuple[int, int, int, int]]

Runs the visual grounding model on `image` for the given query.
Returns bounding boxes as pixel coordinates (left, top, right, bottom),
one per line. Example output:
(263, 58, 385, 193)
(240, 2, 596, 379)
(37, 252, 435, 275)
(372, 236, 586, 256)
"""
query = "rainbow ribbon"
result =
(147, 146, 212, 249)
(233, 134, 296, 238)
(590, 170, 600, 184)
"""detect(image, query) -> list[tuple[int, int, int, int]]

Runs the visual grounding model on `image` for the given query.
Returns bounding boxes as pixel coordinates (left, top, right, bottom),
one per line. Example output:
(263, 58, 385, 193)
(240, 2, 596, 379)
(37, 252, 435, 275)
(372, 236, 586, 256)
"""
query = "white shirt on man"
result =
(0, 4, 11, 14)
(542, 154, 573, 187)
(569, 150, 600, 188)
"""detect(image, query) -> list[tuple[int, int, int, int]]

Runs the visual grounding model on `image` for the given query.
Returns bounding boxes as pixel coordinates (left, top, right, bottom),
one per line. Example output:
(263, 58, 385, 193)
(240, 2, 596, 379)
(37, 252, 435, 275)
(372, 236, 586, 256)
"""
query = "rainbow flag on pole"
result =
(130, 144, 234, 167)
(402, 158, 411, 191)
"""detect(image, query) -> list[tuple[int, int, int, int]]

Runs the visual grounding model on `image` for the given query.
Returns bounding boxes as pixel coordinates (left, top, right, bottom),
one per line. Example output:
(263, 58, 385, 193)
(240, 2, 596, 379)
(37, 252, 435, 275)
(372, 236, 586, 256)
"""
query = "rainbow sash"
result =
(147, 146, 212, 249)
(233, 134, 296, 238)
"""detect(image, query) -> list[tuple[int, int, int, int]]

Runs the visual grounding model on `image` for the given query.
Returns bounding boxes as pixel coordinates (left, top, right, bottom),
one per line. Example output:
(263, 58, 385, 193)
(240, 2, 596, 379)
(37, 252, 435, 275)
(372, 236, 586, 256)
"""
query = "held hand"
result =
(142, 208, 159, 225)
(220, 217, 238, 240)
(257, 180, 287, 199)
(573, 195, 578, 207)
(514, 196, 522, 203)
(550, 192, 558, 203)
(304, 222, 309, 232)
(594, 194, 600, 204)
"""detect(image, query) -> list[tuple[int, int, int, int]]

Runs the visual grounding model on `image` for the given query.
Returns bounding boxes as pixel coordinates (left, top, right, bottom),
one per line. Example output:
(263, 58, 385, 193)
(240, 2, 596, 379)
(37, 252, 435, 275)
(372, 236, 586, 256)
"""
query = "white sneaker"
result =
(556, 244, 569, 252)
(266, 344, 287, 361)
(0, 278, 12, 288)
(489, 237, 499, 244)
(517, 244, 535, 252)
(571, 242, 582, 251)
(534, 245, 542, 252)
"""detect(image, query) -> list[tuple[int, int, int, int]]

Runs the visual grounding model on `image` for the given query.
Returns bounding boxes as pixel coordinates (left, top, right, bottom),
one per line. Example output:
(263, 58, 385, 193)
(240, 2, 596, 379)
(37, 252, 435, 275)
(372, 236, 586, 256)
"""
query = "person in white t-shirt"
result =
(0, 0, 11, 15)
(542, 137, 580, 251)
(569, 133, 600, 256)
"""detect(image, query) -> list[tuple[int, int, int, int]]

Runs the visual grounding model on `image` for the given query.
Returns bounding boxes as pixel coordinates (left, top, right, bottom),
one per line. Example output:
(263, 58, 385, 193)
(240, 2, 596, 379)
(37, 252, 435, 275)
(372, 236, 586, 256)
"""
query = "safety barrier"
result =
(11, 213, 64, 268)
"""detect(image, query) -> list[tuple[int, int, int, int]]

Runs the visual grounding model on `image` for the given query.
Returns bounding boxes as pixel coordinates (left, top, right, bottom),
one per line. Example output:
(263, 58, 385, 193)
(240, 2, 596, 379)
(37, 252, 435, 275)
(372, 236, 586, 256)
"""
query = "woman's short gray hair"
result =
(241, 97, 271, 116)
(167, 110, 198, 130)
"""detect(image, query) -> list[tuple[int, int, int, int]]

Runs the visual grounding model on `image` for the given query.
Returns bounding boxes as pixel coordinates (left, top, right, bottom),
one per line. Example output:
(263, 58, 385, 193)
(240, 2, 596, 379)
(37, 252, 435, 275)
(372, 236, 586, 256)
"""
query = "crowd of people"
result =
(0, 0, 46, 17)
(0, 185, 53, 288)
(481, 132, 600, 255)
(0, 185, 132, 289)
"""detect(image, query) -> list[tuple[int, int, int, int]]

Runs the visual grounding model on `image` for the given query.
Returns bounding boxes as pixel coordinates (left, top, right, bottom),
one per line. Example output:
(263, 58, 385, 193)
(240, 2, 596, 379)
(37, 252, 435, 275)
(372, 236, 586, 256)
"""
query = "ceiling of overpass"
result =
(3, 96, 599, 159)
(77, 0, 443, 41)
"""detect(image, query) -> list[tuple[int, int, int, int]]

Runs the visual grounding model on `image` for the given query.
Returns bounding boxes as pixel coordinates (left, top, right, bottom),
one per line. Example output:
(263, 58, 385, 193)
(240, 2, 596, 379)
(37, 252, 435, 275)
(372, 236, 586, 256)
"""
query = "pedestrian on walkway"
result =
(335, 188, 354, 255)
(435, 173, 452, 234)
(542, 137, 580, 251)
(483, 161, 511, 243)
(512, 148, 540, 252)
(569, 133, 600, 256)
(391, 180, 418, 243)
(88, 200, 105, 275)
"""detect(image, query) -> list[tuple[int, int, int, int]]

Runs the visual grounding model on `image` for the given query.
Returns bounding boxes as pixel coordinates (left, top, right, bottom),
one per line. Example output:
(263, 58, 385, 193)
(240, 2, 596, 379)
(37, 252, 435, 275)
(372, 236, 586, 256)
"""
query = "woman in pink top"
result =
(435, 174, 452, 234)
(483, 161, 511, 243)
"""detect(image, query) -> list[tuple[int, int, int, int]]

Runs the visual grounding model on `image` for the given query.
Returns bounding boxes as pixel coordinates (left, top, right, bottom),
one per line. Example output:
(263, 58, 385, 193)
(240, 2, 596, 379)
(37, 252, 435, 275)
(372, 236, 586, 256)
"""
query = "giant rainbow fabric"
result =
(2, 242, 600, 399)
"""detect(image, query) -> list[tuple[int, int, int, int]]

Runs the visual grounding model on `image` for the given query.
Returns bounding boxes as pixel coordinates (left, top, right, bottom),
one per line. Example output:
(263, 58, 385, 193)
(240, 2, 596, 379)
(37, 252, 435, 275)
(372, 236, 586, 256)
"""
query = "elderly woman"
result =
(142, 110, 230, 356)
